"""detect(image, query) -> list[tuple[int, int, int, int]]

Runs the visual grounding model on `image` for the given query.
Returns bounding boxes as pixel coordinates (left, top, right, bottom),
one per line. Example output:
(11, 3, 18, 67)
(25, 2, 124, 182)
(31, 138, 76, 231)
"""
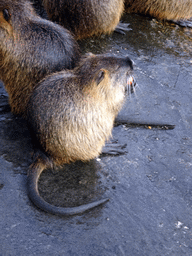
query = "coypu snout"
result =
(126, 75, 136, 94)
(120, 56, 136, 94)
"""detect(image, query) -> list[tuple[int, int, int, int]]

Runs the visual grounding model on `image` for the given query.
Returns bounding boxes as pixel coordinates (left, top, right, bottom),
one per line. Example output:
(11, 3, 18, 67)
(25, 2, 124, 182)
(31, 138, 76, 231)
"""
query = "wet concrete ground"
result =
(0, 14, 192, 256)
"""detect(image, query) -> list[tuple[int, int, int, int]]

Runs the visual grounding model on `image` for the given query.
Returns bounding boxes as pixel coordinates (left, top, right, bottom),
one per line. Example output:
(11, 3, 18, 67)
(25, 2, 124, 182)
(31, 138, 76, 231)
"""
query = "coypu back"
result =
(27, 54, 134, 215)
(42, 0, 124, 39)
(0, 0, 80, 116)
(124, 0, 192, 21)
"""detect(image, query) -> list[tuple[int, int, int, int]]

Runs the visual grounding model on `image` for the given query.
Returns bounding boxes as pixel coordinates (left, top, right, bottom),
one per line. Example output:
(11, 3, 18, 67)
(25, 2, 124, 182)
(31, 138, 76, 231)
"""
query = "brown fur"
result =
(42, 0, 125, 39)
(28, 54, 134, 165)
(26, 54, 134, 215)
(41, 0, 192, 40)
(0, 0, 80, 117)
(124, 0, 192, 21)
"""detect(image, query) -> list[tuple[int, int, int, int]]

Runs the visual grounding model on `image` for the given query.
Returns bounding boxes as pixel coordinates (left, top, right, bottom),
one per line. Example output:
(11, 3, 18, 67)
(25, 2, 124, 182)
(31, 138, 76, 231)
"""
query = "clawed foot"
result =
(171, 18, 192, 28)
(114, 22, 132, 35)
(102, 140, 127, 156)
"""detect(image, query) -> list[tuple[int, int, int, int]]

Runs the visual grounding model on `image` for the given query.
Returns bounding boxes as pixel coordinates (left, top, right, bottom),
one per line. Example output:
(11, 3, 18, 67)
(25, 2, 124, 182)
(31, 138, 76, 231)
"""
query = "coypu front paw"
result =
(101, 141, 127, 156)
(114, 22, 132, 35)
(172, 18, 192, 28)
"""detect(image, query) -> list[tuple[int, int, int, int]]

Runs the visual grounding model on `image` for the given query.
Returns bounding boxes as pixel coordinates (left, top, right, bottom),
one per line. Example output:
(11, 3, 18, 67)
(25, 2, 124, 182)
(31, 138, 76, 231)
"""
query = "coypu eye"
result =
(3, 9, 10, 22)
(96, 70, 105, 85)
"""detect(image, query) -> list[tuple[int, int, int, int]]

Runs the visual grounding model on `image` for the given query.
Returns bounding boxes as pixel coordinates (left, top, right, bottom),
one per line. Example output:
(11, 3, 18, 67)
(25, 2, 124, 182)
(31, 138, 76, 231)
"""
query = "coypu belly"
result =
(43, 125, 107, 164)
(32, 104, 114, 165)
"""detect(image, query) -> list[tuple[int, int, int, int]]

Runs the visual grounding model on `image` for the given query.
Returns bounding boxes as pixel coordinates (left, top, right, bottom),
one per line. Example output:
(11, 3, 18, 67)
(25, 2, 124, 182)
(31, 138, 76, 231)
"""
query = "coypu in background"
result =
(27, 54, 135, 215)
(0, 0, 80, 117)
(124, 0, 192, 27)
(41, 0, 130, 40)
(31, 0, 48, 18)
(39, 0, 191, 40)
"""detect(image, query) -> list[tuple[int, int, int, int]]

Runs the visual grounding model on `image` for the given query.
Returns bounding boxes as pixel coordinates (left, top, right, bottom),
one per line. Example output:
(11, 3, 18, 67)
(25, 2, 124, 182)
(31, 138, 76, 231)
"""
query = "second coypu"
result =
(0, 0, 80, 117)
(41, 0, 192, 40)
(27, 54, 135, 215)
(30, 0, 48, 18)
(42, 0, 129, 39)
(124, 0, 192, 26)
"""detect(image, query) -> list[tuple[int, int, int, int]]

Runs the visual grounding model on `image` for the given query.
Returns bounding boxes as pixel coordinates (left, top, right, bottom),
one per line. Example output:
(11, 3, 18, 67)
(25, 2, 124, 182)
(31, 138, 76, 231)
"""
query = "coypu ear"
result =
(3, 9, 11, 22)
(95, 69, 106, 85)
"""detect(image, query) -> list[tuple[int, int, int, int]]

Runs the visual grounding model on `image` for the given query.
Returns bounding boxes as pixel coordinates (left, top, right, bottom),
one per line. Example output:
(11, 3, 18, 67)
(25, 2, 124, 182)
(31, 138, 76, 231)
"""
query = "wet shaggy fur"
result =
(40, 0, 192, 40)
(27, 54, 133, 165)
(42, 0, 125, 39)
(124, 0, 192, 21)
(0, 0, 80, 116)
(26, 54, 134, 215)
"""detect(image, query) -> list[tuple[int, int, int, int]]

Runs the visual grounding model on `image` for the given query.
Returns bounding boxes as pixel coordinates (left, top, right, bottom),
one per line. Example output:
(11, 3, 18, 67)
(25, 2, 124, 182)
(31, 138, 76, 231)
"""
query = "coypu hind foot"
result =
(27, 54, 135, 216)
(0, 0, 80, 117)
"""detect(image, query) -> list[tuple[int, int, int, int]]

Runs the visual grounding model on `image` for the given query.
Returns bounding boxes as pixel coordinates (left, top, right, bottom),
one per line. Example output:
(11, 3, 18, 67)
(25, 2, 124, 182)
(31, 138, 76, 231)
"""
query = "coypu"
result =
(124, 0, 192, 27)
(27, 54, 135, 215)
(41, 0, 130, 40)
(0, 0, 80, 117)
(40, 0, 192, 39)
(30, 0, 48, 18)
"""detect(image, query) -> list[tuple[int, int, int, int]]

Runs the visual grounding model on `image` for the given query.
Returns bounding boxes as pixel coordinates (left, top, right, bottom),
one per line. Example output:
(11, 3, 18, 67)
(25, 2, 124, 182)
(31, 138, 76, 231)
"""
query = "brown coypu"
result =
(0, 0, 80, 117)
(40, 0, 192, 39)
(26, 54, 135, 215)
(124, 0, 192, 26)
(30, 0, 48, 18)
(41, 0, 129, 40)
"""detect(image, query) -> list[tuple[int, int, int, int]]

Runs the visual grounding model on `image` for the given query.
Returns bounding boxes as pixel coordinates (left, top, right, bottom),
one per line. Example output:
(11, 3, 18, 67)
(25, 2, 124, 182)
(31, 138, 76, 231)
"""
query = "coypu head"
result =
(75, 54, 135, 115)
(0, 1, 36, 36)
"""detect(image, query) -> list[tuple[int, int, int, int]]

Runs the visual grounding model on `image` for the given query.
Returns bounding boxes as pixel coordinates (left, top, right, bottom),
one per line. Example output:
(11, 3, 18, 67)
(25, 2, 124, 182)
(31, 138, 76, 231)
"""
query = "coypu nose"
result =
(127, 76, 135, 86)
(127, 76, 136, 94)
